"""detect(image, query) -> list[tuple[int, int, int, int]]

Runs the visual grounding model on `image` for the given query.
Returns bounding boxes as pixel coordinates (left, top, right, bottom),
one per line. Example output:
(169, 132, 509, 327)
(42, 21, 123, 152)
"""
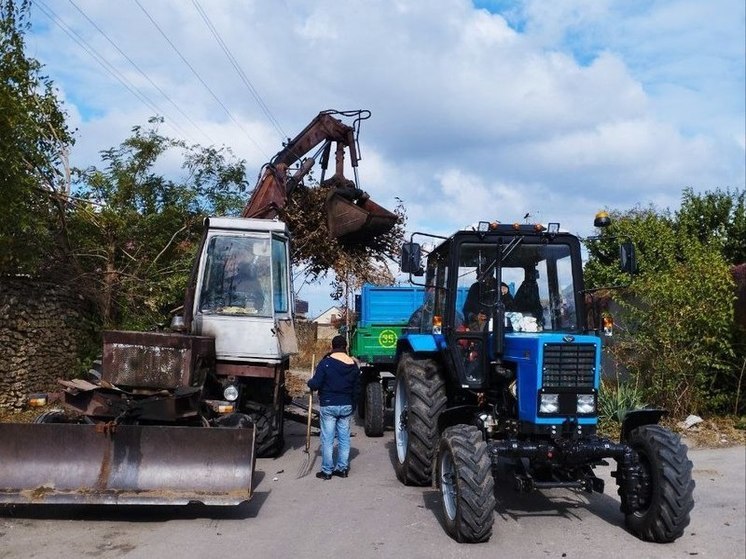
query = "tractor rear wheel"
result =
(621, 424, 694, 542)
(364, 381, 384, 437)
(393, 353, 446, 486)
(438, 425, 495, 543)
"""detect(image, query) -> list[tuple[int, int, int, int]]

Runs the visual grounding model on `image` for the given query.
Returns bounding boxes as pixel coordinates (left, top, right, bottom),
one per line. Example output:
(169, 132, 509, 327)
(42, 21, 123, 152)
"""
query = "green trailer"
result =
(351, 285, 424, 436)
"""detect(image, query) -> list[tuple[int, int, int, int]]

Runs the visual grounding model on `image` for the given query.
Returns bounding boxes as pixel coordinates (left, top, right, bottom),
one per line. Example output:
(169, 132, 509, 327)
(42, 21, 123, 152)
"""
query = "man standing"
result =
(307, 335, 361, 480)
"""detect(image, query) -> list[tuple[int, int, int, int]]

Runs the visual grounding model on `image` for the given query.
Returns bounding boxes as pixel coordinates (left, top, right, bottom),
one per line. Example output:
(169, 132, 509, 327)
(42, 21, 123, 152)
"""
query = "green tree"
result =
(67, 119, 247, 328)
(584, 194, 739, 416)
(0, 0, 73, 274)
(676, 187, 746, 264)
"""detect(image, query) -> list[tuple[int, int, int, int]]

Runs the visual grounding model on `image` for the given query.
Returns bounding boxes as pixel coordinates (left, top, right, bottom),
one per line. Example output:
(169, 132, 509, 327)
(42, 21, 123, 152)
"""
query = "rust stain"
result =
(96, 440, 112, 490)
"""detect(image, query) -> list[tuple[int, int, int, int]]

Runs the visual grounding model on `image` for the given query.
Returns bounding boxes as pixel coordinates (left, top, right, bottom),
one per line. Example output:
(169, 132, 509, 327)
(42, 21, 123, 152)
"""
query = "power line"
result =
(191, 0, 287, 142)
(34, 0, 195, 143)
(134, 0, 268, 159)
(67, 0, 217, 146)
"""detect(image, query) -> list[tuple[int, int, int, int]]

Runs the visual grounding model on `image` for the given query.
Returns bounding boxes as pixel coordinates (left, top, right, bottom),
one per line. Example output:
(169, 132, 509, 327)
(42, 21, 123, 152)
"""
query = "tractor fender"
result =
(394, 335, 439, 369)
(620, 408, 667, 442)
(437, 405, 480, 433)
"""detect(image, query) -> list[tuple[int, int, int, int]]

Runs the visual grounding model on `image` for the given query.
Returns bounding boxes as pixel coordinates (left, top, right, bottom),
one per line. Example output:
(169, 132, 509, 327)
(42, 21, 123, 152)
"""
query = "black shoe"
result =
(315, 471, 332, 480)
(332, 469, 349, 478)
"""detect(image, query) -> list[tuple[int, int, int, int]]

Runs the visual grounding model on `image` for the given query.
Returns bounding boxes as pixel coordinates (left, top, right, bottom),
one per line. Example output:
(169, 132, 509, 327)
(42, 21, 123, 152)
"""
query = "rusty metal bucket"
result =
(326, 191, 398, 244)
(0, 423, 254, 506)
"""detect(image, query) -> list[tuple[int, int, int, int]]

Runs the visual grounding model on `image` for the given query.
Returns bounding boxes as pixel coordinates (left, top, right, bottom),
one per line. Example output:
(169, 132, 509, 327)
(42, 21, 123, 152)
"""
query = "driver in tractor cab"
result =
(223, 249, 269, 314)
(512, 266, 544, 326)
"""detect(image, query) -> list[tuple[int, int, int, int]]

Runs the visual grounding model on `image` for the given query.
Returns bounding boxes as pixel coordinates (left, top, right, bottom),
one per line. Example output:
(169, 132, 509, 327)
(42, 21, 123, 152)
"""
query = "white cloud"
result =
(26, 0, 745, 315)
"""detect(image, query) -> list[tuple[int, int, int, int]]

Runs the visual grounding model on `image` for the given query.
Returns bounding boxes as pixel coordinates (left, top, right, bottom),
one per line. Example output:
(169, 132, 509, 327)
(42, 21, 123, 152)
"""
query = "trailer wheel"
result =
(438, 425, 495, 543)
(621, 425, 695, 542)
(394, 353, 446, 486)
(364, 381, 384, 437)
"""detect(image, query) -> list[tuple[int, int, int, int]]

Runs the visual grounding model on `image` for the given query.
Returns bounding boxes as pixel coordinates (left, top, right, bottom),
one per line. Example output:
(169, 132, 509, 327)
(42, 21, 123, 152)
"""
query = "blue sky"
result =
(27, 0, 745, 317)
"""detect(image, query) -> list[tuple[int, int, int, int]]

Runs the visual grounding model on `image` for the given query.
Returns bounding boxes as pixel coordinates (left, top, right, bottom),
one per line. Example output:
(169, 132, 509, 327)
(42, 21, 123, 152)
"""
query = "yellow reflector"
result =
(28, 396, 48, 407)
(218, 404, 235, 414)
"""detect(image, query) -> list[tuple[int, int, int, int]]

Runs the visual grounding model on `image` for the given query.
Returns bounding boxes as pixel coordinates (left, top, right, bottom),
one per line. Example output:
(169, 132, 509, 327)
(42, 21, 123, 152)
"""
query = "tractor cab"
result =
(403, 223, 587, 391)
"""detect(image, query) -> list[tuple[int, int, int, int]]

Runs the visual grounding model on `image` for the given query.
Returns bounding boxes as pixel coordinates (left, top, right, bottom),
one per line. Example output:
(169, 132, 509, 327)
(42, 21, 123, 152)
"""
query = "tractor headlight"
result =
(539, 393, 559, 414)
(577, 394, 595, 414)
(223, 384, 239, 402)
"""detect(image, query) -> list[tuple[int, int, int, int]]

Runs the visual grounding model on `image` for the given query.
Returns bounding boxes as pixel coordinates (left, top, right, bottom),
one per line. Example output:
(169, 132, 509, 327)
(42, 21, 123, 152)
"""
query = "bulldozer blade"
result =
(0, 423, 254, 506)
(326, 192, 398, 244)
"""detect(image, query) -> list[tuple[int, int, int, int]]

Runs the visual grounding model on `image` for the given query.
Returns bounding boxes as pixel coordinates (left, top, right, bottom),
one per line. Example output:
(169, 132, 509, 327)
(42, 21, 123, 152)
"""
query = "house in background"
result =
(312, 305, 342, 340)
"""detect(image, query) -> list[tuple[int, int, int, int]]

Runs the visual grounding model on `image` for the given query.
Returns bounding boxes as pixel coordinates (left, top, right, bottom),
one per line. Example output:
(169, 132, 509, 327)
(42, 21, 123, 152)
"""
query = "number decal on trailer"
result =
(378, 329, 397, 348)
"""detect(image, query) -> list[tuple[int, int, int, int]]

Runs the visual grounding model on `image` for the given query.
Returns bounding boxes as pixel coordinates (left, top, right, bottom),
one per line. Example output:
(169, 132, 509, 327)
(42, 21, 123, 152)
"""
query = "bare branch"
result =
(148, 225, 188, 270)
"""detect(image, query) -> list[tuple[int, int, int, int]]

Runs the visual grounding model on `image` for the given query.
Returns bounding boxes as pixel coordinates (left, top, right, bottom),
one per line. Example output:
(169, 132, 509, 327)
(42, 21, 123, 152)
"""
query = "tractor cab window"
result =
(420, 253, 448, 333)
(455, 241, 578, 332)
(198, 235, 273, 317)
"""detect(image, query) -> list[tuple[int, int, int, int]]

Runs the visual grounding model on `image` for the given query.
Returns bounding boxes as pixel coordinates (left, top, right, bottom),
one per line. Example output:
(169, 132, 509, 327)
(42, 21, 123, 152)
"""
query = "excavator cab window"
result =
(199, 235, 273, 317)
(271, 236, 290, 314)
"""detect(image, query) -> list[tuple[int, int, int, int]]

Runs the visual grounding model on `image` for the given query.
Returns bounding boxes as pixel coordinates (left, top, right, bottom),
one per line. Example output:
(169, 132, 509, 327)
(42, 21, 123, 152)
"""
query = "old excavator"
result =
(0, 110, 396, 507)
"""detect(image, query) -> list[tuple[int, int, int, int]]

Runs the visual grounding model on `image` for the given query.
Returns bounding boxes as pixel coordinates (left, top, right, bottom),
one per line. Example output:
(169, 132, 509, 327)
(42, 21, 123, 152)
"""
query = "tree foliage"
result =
(676, 187, 746, 265)
(584, 189, 744, 416)
(67, 119, 248, 328)
(0, 0, 73, 274)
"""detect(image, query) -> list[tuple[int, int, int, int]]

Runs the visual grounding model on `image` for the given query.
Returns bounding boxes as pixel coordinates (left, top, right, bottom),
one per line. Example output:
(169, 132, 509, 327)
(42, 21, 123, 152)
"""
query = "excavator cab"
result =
(242, 110, 397, 246)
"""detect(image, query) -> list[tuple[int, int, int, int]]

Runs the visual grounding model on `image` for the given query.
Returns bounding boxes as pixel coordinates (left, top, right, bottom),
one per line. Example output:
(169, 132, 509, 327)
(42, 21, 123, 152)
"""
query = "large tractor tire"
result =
(247, 404, 285, 458)
(620, 424, 695, 542)
(437, 425, 496, 543)
(364, 381, 385, 437)
(393, 353, 446, 486)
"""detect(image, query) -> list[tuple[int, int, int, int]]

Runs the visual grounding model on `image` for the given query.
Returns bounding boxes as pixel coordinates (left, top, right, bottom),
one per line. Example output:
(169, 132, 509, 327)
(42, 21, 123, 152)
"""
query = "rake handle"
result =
(305, 355, 315, 453)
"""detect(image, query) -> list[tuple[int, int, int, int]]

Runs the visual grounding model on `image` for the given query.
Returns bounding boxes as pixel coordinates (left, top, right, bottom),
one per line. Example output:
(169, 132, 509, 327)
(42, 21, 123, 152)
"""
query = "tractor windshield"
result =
(456, 241, 578, 332)
(198, 235, 273, 317)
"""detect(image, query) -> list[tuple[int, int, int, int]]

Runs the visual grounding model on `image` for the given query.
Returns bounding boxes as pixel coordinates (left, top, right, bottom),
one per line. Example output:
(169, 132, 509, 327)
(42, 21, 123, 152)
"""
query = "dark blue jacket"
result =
(307, 353, 361, 407)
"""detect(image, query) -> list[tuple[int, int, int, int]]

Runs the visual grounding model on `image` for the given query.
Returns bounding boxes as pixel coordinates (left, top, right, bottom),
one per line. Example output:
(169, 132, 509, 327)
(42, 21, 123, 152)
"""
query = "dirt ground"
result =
(671, 416, 746, 448)
(286, 368, 312, 398)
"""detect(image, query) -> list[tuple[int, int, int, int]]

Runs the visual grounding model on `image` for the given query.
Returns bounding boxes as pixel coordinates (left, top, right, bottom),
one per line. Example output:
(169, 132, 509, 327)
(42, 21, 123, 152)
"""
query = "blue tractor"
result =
(393, 217, 694, 543)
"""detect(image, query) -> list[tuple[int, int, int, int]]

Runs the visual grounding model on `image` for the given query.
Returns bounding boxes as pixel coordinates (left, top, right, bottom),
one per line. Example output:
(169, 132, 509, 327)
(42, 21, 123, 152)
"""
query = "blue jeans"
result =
(319, 404, 353, 474)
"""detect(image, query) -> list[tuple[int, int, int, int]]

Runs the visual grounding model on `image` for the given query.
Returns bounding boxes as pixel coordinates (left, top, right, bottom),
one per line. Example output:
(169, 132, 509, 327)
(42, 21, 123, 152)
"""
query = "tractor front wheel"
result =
(437, 425, 495, 543)
(247, 403, 285, 458)
(33, 409, 92, 424)
(621, 424, 695, 542)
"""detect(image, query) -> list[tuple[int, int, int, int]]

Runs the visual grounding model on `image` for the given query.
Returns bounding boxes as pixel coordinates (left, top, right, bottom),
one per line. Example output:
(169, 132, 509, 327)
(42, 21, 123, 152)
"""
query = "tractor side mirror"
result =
(620, 241, 637, 275)
(401, 242, 424, 276)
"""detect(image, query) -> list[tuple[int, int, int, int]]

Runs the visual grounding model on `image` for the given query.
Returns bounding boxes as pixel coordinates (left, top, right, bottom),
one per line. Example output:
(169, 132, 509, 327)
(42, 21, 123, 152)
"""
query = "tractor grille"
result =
(541, 343, 596, 389)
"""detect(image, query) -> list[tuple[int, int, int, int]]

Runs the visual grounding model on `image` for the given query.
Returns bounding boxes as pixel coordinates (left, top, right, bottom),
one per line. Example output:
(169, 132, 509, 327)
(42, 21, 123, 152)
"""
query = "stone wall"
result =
(0, 277, 94, 410)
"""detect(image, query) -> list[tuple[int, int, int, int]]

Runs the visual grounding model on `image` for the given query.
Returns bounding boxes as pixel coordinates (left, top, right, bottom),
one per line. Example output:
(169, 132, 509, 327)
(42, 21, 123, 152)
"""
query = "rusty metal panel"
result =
(0, 423, 254, 506)
(215, 362, 278, 378)
(102, 331, 215, 389)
